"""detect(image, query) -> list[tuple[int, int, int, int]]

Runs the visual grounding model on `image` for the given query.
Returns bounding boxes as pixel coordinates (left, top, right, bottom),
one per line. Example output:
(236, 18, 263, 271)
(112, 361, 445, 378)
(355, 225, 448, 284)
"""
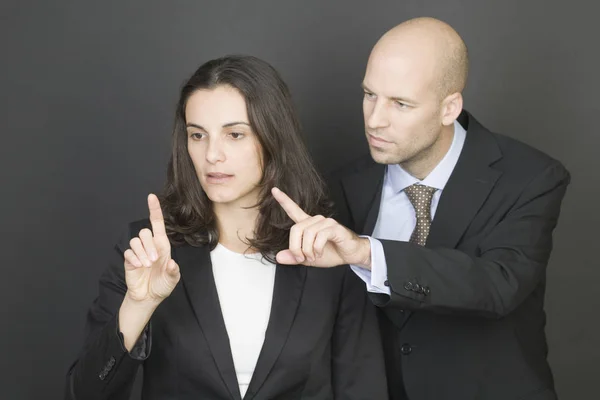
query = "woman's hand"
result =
(123, 194, 181, 306)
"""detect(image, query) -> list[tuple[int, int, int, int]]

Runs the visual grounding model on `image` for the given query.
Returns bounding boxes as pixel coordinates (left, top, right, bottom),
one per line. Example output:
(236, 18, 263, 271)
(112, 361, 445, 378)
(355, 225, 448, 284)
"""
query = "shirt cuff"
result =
(115, 312, 151, 360)
(350, 236, 391, 295)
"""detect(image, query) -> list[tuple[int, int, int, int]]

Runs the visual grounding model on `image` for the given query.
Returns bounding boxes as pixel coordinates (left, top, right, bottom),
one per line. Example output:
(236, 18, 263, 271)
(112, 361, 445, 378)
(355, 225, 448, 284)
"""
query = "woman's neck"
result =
(213, 202, 260, 254)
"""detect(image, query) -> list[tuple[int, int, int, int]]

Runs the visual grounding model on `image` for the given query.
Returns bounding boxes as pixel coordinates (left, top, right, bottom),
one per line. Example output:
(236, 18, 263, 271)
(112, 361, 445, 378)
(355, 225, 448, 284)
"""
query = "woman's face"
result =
(185, 85, 263, 208)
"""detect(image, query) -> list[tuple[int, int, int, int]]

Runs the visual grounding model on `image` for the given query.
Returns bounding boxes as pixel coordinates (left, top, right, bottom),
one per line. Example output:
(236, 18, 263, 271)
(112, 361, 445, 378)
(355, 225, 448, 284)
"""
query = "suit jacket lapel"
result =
(342, 112, 503, 247)
(244, 264, 306, 399)
(175, 244, 241, 400)
(341, 161, 413, 330)
(343, 112, 503, 333)
(341, 161, 386, 235)
(388, 113, 503, 331)
(426, 112, 503, 249)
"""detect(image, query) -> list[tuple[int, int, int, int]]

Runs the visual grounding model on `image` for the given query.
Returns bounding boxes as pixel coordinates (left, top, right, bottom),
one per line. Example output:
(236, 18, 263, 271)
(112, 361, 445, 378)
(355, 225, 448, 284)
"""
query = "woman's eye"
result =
(190, 133, 205, 140)
(229, 132, 244, 139)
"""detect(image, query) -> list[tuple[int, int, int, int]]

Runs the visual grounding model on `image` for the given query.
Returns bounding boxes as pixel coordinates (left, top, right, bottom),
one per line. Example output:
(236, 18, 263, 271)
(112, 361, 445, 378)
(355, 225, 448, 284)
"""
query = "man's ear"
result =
(441, 92, 463, 126)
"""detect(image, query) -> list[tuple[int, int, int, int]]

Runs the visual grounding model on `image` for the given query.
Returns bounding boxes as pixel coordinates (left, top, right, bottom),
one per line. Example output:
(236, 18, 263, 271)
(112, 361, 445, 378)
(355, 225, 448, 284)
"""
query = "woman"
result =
(65, 55, 387, 399)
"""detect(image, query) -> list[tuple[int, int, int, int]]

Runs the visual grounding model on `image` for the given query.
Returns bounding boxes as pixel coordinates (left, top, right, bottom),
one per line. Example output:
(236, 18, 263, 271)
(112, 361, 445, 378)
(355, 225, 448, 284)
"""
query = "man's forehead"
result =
(366, 52, 433, 83)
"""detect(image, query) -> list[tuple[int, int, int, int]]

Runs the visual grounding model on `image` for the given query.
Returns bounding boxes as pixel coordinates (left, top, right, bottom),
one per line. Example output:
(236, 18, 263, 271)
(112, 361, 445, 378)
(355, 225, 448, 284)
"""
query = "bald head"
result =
(370, 17, 469, 99)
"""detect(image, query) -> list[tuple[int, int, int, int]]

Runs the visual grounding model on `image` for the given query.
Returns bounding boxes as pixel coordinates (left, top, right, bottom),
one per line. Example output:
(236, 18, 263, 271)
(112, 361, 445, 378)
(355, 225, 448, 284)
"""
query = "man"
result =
(272, 17, 570, 400)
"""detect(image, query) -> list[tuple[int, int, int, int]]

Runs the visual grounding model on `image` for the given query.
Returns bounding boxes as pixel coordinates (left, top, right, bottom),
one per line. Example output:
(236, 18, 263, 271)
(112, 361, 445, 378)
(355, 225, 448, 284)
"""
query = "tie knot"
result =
(404, 184, 437, 216)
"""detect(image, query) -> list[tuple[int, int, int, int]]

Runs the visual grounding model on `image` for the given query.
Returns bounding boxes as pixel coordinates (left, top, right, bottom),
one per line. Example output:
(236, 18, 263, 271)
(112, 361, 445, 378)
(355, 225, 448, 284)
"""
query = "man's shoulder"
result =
(466, 112, 569, 177)
(492, 130, 563, 169)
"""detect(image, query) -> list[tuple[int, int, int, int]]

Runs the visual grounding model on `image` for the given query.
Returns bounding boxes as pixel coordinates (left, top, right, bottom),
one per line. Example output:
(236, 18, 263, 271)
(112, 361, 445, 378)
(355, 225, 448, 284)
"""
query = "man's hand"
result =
(272, 187, 372, 269)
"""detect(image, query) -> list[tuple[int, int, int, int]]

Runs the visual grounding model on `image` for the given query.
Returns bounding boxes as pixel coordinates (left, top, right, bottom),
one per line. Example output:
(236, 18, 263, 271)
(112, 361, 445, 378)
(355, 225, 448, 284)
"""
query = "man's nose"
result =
(366, 100, 390, 130)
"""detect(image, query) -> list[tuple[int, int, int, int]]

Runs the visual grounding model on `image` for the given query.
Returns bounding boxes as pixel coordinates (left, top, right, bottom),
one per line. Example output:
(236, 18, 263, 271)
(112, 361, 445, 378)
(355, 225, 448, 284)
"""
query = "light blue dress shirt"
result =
(351, 120, 467, 294)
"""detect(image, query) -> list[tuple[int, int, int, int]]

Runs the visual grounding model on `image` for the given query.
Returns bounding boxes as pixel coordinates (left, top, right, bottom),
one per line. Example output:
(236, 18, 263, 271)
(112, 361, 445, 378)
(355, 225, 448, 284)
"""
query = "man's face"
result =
(362, 48, 445, 166)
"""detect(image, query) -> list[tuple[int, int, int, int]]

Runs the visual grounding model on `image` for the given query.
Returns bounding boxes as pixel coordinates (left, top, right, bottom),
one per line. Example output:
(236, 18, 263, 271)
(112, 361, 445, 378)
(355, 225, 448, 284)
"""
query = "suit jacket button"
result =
(404, 282, 413, 291)
(99, 372, 107, 381)
(384, 280, 389, 287)
(424, 287, 431, 295)
(400, 344, 412, 355)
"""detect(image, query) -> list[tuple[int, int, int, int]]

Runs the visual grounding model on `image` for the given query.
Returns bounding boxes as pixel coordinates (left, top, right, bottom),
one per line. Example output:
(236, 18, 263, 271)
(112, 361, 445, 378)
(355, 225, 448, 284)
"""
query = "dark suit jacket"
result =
(327, 111, 570, 400)
(65, 220, 388, 400)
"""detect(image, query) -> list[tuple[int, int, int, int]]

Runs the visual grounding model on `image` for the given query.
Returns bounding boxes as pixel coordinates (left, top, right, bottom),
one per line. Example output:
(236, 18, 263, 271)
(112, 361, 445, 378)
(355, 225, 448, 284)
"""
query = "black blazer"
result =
(65, 220, 388, 400)
(327, 111, 570, 400)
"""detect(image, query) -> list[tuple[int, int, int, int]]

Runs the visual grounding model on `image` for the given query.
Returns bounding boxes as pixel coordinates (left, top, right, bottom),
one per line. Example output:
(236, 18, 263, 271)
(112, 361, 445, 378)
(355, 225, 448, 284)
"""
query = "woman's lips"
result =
(206, 173, 234, 184)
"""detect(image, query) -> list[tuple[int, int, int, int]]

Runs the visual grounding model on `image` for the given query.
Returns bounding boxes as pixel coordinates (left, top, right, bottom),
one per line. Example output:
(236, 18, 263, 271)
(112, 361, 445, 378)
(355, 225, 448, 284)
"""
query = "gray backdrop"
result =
(1, 0, 597, 399)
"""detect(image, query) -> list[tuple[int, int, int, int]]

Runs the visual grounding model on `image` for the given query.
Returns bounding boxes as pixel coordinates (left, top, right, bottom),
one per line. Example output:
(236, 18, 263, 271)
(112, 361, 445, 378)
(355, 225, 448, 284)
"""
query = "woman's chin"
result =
(203, 184, 261, 207)
(206, 192, 236, 204)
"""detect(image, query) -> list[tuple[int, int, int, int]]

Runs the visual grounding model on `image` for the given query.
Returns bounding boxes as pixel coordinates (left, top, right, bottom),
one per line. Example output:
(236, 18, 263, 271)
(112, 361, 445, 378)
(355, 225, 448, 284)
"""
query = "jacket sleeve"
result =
(65, 225, 151, 400)
(332, 267, 389, 399)
(373, 161, 570, 318)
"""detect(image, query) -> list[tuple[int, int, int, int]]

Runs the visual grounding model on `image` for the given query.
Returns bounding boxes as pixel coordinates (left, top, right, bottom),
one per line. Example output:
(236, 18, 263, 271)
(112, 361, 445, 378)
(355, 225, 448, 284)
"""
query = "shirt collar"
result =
(387, 119, 467, 193)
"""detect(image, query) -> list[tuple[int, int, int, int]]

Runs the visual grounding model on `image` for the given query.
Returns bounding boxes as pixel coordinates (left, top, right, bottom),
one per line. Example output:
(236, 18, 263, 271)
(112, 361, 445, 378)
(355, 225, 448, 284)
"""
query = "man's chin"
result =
(369, 147, 401, 165)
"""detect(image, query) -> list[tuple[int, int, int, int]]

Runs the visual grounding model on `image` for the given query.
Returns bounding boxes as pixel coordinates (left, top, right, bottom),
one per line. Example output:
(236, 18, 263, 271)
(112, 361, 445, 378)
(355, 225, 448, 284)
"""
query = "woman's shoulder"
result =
(303, 264, 351, 286)
(298, 265, 367, 302)
(126, 218, 152, 236)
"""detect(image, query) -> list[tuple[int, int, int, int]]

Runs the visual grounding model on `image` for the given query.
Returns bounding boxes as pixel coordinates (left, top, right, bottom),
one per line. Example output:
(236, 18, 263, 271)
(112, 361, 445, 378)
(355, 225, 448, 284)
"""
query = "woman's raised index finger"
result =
(147, 194, 167, 236)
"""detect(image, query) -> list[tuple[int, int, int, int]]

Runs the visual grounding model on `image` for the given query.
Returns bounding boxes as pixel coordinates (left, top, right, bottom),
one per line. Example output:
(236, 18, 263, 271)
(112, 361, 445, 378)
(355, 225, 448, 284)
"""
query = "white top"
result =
(351, 120, 467, 293)
(210, 243, 276, 398)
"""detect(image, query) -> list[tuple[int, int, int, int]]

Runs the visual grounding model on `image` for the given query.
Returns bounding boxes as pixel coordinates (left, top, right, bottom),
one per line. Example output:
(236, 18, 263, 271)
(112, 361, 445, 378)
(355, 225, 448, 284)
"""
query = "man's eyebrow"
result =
(361, 83, 373, 92)
(390, 95, 418, 104)
(361, 83, 418, 104)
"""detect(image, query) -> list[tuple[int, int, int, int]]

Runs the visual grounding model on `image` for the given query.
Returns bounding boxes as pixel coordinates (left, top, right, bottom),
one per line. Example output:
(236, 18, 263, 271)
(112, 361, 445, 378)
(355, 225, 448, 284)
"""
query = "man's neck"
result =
(401, 124, 455, 180)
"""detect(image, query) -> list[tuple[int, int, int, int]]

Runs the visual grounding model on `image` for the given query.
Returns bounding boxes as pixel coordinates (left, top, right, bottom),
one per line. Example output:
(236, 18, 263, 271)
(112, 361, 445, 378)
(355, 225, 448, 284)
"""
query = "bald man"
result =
(273, 17, 570, 400)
